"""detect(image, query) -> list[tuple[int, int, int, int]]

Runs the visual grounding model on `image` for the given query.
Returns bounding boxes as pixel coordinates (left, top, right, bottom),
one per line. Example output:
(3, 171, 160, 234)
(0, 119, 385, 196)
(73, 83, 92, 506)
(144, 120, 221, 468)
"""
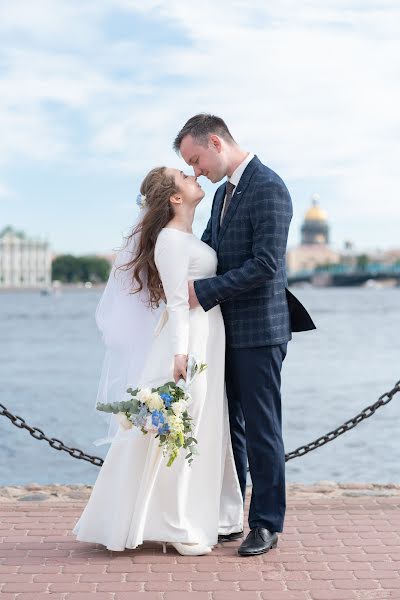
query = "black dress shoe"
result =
(238, 528, 278, 556)
(218, 530, 244, 543)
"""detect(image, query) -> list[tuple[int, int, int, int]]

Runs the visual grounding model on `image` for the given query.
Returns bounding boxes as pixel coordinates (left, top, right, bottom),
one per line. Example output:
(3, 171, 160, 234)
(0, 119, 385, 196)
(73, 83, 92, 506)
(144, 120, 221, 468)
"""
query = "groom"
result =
(173, 114, 315, 556)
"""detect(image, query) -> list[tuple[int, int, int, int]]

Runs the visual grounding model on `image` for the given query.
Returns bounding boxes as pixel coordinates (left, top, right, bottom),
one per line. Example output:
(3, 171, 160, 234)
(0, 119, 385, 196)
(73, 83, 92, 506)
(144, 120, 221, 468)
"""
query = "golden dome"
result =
(304, 197, 327, 222)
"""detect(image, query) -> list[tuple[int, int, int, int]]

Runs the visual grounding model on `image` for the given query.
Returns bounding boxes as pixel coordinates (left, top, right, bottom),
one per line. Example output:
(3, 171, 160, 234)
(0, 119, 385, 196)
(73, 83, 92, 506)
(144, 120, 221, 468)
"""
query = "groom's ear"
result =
(209, 134, 222, 153)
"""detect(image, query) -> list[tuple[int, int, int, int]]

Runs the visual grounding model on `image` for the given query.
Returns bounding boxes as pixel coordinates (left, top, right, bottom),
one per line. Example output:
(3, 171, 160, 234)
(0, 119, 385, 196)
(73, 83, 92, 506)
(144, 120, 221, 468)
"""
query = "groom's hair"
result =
(173, 113, 235, 153)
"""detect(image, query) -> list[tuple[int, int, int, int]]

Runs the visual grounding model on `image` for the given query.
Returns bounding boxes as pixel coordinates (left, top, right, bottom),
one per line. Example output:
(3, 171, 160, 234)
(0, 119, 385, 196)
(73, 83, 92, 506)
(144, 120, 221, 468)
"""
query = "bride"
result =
(72, 166, 244, 556)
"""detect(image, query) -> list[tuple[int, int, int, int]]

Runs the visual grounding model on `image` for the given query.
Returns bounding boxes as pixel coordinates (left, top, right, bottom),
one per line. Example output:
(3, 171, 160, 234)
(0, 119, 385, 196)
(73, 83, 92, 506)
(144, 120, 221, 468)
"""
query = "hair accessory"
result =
(136, 193, 147, 209)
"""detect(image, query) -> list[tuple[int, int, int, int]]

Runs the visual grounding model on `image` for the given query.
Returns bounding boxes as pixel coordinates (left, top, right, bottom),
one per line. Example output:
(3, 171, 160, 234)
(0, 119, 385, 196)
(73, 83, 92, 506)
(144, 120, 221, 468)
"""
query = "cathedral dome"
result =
(304, 203, 327, 222)
(304, 194, 328, 222)
(301, 195, 330, 245)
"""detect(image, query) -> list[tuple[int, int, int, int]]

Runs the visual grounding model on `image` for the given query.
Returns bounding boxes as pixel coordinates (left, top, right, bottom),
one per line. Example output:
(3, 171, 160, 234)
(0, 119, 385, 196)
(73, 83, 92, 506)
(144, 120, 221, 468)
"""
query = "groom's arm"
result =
(201, 215, 212, 248)
(200, 189, 218, 248)
(193, 181, 292, 312)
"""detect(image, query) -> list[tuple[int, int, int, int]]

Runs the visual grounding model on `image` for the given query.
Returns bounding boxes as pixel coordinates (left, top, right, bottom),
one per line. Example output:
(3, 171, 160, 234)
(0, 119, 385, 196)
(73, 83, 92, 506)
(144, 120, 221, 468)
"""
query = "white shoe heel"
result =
(169, 542, 212, 556)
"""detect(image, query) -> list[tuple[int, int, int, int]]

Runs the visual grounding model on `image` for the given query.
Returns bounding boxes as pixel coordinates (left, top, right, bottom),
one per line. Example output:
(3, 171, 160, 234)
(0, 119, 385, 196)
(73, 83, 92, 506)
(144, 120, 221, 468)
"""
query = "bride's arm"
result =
(154, 234, 190, 358)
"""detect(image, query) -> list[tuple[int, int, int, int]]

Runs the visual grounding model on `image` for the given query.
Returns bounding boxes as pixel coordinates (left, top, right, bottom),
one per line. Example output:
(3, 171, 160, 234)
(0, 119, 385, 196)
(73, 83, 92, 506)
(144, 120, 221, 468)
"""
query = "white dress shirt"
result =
(220, 152, 255, 224)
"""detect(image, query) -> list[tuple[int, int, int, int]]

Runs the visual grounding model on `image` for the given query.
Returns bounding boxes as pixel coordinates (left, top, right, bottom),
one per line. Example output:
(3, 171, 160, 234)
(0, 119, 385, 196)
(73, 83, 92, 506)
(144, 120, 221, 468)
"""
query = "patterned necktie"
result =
(221, 181, 236, 223)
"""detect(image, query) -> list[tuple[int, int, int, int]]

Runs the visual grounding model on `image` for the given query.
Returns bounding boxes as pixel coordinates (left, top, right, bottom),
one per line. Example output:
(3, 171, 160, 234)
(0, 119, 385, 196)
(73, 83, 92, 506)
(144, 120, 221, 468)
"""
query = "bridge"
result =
(287, 263, 400, 287)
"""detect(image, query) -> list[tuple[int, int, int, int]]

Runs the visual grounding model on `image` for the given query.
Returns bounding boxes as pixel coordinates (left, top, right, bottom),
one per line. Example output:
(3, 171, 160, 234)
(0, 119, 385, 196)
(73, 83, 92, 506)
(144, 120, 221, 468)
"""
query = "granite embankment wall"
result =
(1, 482, 400, 502)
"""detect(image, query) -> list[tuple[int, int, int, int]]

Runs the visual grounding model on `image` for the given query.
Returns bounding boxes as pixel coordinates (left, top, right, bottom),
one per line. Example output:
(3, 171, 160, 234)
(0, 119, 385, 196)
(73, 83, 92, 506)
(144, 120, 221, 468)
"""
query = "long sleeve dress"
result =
(72, 227, 243, 550)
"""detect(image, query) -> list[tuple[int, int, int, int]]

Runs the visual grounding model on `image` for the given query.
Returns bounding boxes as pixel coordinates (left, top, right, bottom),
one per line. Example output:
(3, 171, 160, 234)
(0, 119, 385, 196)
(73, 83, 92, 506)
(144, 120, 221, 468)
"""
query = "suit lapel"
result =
(217, 156, 259, 249)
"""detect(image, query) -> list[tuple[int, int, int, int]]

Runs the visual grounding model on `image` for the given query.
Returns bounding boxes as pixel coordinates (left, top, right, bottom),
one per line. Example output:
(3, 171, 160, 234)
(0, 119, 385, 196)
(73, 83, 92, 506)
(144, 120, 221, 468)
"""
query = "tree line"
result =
(52, 255, 111, 283)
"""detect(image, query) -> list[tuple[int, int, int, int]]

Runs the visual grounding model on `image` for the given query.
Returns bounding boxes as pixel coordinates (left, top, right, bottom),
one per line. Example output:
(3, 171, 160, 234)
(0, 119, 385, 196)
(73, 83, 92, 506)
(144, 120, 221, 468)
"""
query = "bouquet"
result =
(96, 354, 207, 466)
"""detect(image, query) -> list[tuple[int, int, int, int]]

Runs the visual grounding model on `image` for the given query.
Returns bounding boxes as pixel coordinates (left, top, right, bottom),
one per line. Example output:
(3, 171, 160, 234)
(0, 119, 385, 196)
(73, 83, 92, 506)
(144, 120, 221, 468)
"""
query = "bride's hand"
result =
(174, 354, 188, 383)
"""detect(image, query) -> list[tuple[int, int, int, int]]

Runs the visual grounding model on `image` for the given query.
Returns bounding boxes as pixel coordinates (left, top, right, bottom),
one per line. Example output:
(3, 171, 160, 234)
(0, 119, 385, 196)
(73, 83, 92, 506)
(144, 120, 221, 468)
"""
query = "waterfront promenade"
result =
(1, 483, 399, 599)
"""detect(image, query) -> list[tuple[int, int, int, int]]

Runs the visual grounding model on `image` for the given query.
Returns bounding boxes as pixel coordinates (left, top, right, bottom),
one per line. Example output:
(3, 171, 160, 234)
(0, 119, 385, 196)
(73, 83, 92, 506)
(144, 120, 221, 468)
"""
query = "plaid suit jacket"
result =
(194, 155, 293, 348)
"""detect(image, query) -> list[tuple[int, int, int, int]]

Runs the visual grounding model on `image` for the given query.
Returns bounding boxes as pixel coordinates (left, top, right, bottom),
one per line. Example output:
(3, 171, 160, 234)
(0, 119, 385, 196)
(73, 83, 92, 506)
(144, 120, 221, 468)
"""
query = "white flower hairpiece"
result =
(136, 193, 147, 209)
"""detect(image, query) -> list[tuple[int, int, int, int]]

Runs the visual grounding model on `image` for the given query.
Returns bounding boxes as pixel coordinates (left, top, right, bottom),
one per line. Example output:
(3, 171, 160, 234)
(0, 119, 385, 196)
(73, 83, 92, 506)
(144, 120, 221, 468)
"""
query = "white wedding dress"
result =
(72, 228, 243, 551)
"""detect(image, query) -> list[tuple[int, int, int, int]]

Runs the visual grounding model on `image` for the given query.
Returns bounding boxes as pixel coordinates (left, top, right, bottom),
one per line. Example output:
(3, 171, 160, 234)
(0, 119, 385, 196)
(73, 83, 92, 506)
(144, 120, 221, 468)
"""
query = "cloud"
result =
(0, 182, 14, 199)
(0, 1, 103, 47)
(0, 0, 399, 250)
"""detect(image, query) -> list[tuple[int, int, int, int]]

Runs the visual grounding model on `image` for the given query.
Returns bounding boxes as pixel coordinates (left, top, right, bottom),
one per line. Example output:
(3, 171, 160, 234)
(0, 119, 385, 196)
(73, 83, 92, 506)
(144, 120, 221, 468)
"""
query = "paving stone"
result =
(0, 486, 398, 597)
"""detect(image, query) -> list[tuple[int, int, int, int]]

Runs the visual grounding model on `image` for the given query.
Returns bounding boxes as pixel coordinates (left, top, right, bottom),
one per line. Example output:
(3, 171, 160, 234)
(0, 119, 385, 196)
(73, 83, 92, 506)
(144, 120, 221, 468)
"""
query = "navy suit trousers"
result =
(225, 343, 287, 533)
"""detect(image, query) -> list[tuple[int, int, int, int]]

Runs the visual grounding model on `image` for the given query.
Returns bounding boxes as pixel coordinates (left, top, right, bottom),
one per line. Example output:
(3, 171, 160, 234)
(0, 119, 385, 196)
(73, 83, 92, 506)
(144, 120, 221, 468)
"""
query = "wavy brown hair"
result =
(116, 167, 179, 308)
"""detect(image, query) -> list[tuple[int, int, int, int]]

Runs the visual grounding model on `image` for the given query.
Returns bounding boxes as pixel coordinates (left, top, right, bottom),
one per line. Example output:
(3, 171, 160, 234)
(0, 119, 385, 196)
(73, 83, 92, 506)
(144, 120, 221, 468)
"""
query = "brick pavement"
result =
(1, 487, 400, 600)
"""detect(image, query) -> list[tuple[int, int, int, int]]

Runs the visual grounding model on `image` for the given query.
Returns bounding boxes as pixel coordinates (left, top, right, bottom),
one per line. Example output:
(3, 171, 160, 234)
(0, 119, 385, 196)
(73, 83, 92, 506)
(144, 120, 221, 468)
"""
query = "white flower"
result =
(137, 388, 163, 411)
(145, 392, 164, 411)
(137, 387, 152, 403)
(167, 414, 184, 433)
(136, 193, 147, 209)
(171, 399, 188, 416)
(115, 412, 133, 430)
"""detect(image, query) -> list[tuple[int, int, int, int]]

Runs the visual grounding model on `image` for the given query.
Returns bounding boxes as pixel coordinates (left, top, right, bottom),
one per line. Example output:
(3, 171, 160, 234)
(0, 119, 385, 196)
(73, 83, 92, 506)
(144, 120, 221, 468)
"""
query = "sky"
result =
(1, 0, 399, 256)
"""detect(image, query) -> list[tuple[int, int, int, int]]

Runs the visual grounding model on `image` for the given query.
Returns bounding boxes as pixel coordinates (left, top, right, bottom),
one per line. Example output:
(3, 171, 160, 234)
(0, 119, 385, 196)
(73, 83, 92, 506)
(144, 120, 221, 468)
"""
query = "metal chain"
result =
(284, 379, 400, 461)
(1, 380, 399, 468)
(0, 406, 104, 467)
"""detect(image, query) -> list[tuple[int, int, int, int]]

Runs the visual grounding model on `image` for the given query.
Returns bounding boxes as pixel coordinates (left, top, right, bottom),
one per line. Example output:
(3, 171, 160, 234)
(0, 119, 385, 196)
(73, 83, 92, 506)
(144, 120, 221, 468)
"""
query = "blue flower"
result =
(158, 423, 170, 435)
(136, 193, 147, 208)
(131, 404, 149, 428)
(151, 410, 165, 427)
(160, 393, 173, 408)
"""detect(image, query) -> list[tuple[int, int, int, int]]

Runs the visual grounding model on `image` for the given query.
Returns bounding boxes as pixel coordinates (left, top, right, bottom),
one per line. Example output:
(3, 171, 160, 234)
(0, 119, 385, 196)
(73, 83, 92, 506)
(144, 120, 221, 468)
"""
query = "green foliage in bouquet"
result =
(96, 357, 207, 467)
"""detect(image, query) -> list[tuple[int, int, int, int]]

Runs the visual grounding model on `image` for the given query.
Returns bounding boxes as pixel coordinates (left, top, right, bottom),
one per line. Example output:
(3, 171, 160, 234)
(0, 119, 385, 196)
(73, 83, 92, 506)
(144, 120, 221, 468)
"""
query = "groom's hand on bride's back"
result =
(188, 280, 200, 309)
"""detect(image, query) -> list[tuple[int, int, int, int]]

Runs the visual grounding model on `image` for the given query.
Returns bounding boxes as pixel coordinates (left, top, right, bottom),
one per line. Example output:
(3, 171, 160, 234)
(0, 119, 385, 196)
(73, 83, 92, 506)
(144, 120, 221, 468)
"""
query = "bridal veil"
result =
(92, 210, 162, 446)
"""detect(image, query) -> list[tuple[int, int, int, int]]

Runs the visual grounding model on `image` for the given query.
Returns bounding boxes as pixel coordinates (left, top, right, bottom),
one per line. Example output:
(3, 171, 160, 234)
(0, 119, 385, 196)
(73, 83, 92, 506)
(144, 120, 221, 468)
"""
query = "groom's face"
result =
(179, 134, 226, 183)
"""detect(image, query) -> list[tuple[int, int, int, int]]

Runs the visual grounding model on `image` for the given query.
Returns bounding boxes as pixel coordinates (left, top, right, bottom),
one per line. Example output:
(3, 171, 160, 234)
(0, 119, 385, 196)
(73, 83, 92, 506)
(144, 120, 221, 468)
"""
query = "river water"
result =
(0, 287, 399, 486)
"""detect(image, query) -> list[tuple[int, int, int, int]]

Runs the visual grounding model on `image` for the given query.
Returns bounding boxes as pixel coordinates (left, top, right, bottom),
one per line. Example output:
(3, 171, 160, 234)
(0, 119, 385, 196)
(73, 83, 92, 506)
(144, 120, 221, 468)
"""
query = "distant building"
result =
(0, 226, 52, 288)
(381, 248, 400, 265)
(300, 198, 330, 245)
(287, 195, 340, 274)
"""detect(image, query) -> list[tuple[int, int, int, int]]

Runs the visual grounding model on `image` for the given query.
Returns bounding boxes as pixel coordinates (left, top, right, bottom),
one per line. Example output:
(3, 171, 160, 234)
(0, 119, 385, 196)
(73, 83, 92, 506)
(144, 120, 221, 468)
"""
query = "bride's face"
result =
(168, 168, 205, 206)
